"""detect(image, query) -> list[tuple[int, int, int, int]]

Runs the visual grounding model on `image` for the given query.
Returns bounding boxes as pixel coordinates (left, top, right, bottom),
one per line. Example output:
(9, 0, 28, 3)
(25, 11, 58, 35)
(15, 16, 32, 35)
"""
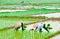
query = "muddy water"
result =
(44, 21, 60, 32)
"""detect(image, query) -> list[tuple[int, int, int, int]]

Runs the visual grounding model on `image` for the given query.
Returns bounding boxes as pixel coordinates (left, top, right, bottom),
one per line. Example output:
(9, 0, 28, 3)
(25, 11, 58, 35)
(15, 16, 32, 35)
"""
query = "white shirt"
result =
(37, 24, 44, 31)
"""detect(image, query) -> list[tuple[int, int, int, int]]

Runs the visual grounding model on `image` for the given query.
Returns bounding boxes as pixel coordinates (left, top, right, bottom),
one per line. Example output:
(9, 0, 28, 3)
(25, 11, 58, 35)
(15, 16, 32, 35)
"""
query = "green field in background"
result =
(0, 9, 60, 16)
(0, 0, 60, 5)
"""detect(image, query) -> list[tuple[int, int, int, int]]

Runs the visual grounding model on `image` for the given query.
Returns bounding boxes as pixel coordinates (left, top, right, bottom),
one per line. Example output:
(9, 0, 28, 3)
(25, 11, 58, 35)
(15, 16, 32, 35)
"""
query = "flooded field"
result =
(26, 20, 60, 32)
(32, 13, 60, 18)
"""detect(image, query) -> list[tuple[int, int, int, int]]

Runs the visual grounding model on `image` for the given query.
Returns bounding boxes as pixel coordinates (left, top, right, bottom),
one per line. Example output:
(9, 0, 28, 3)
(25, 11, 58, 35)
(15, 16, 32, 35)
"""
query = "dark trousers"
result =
(39, 28, 42, 32)
(43, 27, 49, 32)
(39, 28, 49, 32)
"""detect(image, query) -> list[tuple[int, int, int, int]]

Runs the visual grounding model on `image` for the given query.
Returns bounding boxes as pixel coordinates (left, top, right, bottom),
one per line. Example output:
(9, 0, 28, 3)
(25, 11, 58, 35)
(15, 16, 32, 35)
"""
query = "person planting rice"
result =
(34, 23, 50, 32)
(14, 22, 24, 31)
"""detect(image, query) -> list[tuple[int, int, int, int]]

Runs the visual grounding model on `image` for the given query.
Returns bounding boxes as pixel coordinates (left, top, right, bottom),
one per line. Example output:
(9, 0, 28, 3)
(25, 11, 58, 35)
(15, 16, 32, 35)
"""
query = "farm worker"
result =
(35, 23, 49, 32)
(15, 22, 24, 31)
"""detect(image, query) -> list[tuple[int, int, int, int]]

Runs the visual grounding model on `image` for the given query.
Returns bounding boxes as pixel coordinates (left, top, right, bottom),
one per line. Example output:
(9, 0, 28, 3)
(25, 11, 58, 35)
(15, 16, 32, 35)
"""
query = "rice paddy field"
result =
(0, 29, 50, 39)
(0, 28, 60, 39)
(0, 29, 52, 39)
(0, 9, 60, 39)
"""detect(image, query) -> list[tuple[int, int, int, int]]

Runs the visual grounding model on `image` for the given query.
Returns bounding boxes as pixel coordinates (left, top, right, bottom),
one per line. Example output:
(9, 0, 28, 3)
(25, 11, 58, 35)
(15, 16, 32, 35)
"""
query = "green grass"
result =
(0, 29, 60, 39)
(0, 9, 60, 16)
(0, 29, 52, 39)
